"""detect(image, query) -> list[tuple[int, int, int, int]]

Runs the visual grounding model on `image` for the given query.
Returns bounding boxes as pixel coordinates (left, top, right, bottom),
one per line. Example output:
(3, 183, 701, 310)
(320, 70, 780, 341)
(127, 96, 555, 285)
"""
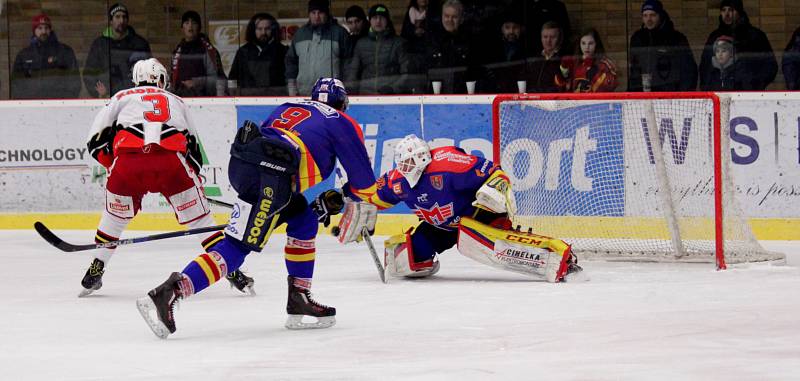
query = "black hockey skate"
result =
(226, 270, 256, 296)
(285, 276, 336, 330)
(79, 258, 105, 297)
(563, 254, 588, 282)
(136, 272, 183, 339)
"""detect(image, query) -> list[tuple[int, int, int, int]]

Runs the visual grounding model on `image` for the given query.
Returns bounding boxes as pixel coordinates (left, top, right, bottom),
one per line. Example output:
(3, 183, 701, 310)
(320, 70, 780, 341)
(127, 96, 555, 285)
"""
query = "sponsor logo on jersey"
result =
(417, 193, 428, 203)
(264, 187, 274, 198)
(413, 202, 454, 225)
(433, 150, 473, 164)
(247, 198, 274, 247)
(393, 183, 403, 195)
(475, 160, 490, 177)
(176, 199, 197, 212)
(375, 177, 386, 190)
(109, 199, 130, 212)
(430, 175, 443, 190)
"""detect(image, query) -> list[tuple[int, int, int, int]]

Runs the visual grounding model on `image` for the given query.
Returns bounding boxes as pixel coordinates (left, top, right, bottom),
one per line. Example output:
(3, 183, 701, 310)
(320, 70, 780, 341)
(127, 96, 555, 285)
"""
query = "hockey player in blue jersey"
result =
(136, 78, 377, 338)
(349, 134, 582, 282)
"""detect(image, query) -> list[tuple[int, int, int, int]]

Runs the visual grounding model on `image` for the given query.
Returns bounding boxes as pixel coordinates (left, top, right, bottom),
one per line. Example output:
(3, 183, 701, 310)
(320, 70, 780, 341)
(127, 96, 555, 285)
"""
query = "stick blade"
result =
(33, 222, 82, 252)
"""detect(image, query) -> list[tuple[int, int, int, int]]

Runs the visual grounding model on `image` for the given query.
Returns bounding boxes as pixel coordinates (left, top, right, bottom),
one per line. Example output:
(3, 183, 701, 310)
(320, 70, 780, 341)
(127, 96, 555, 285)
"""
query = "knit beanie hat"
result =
(32, 13, 51, 33)
(714, 35, 734, 54)
(181, 10, 202, 27)
(345, 5, 366, 20)
(641, 0, 664, 14)
(720, 0, 744, 13)
(308, 0, 330, 14)
(108, 3, 128, 19)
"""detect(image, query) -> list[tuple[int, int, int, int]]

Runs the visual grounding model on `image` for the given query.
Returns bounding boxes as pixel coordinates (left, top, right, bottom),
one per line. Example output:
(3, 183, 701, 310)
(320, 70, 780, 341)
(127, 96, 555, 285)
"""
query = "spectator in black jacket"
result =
(401, 0, 440, 54)
(698, 0, 776, 91)
(524, 21, 563, 93)
(228, 13, 287, 95)
(345, 5, 368, 59)
(511, 0, 571, 58)
(782, 26, 800, 90)
(424, 0, 476, 94)
(700, 36, 752, 90)
(11, 13, 81, 99)
(171, 11, 227, 97)
(83, 3, 151, 98)
(346, 4, 409, 94)
(628, 0, 697, 92)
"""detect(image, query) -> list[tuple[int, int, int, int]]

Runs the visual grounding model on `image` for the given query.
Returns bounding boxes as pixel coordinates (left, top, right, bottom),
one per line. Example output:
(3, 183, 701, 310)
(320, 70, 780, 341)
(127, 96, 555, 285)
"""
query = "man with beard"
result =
(228, 13, 287, 96)
(11, 13, 81, 99)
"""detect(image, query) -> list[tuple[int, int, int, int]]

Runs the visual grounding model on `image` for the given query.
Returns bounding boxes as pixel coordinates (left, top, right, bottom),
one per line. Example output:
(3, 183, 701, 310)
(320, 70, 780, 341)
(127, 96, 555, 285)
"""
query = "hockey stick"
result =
(33, 221, 228, 252)
(208, 198, 234, 208)
(361, 226, 387, 284)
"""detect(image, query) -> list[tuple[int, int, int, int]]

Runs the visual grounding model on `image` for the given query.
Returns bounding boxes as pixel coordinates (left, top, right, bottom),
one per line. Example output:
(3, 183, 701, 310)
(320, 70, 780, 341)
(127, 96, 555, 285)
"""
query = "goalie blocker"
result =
(457, 217, 582, 283)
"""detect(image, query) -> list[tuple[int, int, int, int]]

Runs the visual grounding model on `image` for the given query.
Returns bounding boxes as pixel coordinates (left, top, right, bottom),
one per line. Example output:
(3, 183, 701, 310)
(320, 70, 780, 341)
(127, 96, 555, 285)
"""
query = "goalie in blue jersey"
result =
(136, 78, 377, 338)
(336, 134, 583, 282)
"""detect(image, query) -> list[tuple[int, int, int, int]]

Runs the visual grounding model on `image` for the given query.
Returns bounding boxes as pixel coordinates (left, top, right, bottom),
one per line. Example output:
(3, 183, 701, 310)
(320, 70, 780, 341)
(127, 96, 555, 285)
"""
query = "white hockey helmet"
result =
(394, 134, 431, 188)
(132, 58, 169, 89)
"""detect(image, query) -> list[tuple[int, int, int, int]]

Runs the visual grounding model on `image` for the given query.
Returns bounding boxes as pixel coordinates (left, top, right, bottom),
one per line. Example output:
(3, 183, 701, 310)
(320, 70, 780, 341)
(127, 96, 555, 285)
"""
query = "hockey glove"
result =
(311, 189, 345, 227)
(87, 125, 116, 168)
(185, 134, 203, 174)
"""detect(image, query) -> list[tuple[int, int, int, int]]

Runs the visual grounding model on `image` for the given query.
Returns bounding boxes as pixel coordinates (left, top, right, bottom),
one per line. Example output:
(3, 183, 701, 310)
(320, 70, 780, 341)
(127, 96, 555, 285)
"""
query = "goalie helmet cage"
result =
(492, 92, 784, 269)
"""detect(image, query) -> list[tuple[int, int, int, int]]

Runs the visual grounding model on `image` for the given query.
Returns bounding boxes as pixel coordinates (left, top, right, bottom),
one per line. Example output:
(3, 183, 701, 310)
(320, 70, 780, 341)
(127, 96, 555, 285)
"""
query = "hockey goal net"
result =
(492, 92, 784, 269)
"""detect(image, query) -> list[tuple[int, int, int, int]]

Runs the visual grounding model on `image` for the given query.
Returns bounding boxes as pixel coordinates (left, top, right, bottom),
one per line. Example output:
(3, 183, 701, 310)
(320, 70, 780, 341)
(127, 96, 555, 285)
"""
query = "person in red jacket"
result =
(555, 28, 618, 93)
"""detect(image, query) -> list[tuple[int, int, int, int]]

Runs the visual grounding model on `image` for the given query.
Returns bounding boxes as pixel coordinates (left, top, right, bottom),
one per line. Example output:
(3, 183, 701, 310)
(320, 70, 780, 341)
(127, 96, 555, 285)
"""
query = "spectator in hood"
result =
(782, 26, 800, 90)
(285, 0, 349, 95)
(700, 35, 754, 91)
(12, 13, 81, 99)
(628, 0, 697, 92)
(346, 4, 410, 94)
(228, 13, 288, 95)
(345, 5, 368, 58)
(698, 0, 776, 90)
(171, 11, 227, 97)
(83, 3, 152, 98)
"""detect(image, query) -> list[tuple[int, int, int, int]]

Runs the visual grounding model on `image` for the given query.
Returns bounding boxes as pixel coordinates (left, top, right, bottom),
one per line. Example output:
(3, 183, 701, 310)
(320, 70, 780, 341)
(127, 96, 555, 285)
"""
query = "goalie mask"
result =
(394, 134, 431, 188)
(132, 58, 169, 89)
(311, 77, 349, 111)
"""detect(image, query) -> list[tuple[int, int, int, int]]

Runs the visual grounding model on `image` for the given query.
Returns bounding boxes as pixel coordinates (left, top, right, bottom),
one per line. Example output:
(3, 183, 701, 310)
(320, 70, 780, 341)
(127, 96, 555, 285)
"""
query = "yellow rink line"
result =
(2, 213, 798, 241)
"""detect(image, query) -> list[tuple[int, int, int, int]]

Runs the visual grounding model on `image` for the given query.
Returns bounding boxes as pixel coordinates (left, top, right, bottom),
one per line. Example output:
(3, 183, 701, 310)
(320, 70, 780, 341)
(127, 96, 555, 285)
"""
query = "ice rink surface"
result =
(2, 229, 799, 381)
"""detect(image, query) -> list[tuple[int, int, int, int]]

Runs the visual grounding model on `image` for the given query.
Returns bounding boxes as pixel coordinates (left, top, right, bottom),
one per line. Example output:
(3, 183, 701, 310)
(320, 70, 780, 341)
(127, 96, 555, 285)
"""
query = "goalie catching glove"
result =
(311, 189, 345, 227)
(333, 201, 377, 244)
(472, 171, 517, 217)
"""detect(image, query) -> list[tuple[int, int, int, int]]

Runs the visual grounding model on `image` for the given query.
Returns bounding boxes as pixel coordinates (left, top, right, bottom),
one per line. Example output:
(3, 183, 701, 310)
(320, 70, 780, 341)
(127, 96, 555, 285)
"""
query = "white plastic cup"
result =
(466, 81, 476, 94)
(642, 74, 652, 92)
(517, 80, 527, 94)
(431, 81, 442, 95)
(227, 79, 239, 96)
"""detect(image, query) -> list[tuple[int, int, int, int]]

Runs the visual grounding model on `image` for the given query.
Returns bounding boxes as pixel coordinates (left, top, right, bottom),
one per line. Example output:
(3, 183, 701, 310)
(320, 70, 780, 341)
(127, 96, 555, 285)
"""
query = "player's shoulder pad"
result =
(386, 169, 408, 195)
(426, 146, 478, 174)
(296, 100, 341, 119)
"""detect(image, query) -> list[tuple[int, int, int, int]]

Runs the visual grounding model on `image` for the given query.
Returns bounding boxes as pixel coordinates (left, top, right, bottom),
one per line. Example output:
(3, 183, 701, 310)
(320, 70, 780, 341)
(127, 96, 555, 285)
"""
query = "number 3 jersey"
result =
(370, 146, 508, 231)
(258, 101, 376, 200)
(87, 86, 198, 167)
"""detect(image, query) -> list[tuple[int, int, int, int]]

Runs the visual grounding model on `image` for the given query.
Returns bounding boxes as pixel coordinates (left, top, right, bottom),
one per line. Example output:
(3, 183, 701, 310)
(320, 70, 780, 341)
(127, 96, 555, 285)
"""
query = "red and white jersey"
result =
(87, 86, 198, 156)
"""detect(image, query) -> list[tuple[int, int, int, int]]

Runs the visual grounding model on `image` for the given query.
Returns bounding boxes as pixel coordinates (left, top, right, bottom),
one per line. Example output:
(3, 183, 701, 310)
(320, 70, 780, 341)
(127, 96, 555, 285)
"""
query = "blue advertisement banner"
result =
(236, 103, 493, 214)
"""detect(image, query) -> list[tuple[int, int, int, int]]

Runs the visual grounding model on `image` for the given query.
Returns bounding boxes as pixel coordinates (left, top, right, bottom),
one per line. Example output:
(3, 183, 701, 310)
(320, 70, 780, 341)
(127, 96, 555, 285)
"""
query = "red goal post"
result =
(491, 92, 783, 269)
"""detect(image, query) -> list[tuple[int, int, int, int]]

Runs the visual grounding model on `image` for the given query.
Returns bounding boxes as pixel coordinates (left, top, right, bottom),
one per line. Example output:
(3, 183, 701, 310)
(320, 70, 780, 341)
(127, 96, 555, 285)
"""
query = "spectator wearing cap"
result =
(345, 4, 409, 94)
(83, 3, 152, 97)
(699, 0, 776, 90)
(171, 10, 226, 97)
(345, 5, 368, 59)
(423, 0, 478, 94)
(11, 13, 81, 99)
(628, 0, 697, 92)
(782, 26, 800, 90)
(228, 13, 287, 95)
(285, 0, 349, 96)
(700, 36, 753, 90)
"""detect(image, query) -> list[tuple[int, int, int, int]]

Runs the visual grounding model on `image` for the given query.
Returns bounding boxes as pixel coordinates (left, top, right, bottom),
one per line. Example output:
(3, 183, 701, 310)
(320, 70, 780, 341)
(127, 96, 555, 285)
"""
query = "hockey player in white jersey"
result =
(81, 58, 254, 297)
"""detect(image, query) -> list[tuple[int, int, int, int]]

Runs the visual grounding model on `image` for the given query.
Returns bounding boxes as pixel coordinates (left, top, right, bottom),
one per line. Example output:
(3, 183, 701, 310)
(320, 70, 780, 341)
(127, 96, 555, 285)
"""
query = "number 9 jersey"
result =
(87, 86, 199, 168)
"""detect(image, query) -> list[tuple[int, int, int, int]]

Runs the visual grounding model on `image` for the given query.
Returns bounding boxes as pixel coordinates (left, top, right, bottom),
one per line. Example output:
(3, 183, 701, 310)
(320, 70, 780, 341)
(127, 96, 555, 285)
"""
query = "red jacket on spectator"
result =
(555, 55, 618, 93)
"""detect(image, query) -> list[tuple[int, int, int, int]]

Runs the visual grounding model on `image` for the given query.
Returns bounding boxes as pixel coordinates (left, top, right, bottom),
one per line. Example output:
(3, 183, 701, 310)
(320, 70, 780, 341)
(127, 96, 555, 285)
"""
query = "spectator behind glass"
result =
(556, 28, 618, 93)
(345, 4, 409, 94)
(228, 13, 287, 95)
(11, 13, 81, 99)
(524, 21, 563, 93)
(424, 0, 477, 94)
(285, 0, 349, 95)
(699, 0, 776, 91)
(171, 11, 227, 97)
(83, 3, 152, 98)
(782, 26, 800, 90)
(628, 0, 697, 92)
(700, 36, 753, 90)
(481, 12, 527, 93)
(401, 0, 440, 51)
(510, 0, 571, 59)
(345, 5, 368, 59)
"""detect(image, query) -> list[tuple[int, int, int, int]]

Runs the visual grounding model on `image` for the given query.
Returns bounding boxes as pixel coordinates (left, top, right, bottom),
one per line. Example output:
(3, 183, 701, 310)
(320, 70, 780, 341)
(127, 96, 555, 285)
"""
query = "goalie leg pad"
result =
(457, 217, 575, 283)
(336, 201, 378, 244)
(384, 229, 440, 278)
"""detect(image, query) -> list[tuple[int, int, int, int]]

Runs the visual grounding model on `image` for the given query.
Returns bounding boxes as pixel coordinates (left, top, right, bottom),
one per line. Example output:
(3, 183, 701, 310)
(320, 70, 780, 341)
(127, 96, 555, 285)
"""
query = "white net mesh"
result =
(496, 95, 784, 264)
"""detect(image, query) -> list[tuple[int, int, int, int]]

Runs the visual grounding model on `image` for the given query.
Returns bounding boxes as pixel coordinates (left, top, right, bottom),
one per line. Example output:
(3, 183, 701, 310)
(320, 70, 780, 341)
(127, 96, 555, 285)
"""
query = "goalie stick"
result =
(361, 227, 387, 284)
(33, 221, 228, 252)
